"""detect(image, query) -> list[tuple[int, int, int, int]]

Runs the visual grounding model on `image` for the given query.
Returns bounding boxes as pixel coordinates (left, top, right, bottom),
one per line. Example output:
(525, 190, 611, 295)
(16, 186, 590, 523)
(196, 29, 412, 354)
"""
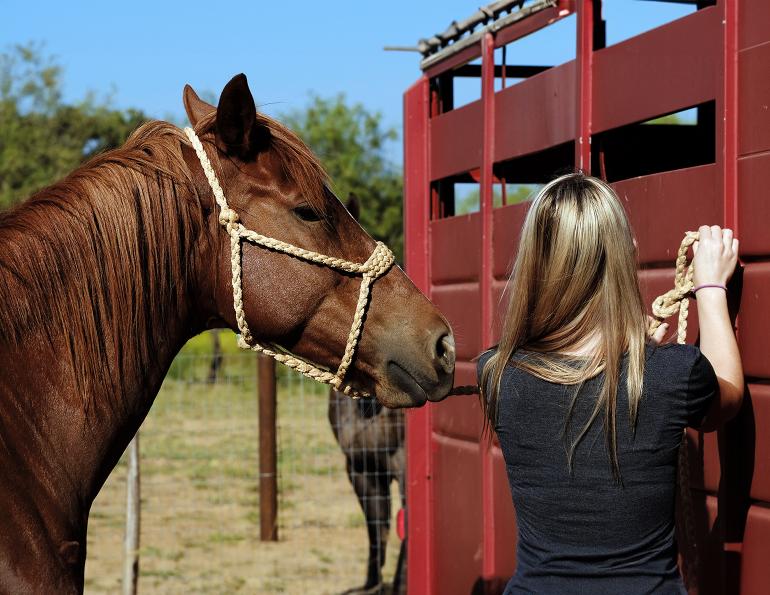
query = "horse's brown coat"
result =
(0, 74, 454, 592)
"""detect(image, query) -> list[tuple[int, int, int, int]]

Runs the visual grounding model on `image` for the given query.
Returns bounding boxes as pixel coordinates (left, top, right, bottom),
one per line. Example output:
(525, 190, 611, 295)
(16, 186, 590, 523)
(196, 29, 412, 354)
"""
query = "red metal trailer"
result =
(403, 1, 770, 593)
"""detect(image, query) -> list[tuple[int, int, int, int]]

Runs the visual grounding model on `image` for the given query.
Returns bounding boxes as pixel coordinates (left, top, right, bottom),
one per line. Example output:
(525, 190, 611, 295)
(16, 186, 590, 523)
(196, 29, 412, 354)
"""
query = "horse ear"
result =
(183, 84, 215, 127)
(215, 73, 270, 160)
(346, 192, 361, 222)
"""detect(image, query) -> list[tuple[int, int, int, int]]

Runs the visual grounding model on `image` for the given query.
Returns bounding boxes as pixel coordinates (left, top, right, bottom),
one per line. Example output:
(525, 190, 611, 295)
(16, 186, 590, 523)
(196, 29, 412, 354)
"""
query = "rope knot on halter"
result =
(219, 207, 240, 229)
(184, 127, 395, 399)
(362, 242, 396, 279)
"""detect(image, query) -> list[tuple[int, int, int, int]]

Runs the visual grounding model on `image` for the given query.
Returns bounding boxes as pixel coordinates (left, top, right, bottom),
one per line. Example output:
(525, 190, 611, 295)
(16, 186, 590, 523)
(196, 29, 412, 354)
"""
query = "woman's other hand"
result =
(647, 316, 669, 345)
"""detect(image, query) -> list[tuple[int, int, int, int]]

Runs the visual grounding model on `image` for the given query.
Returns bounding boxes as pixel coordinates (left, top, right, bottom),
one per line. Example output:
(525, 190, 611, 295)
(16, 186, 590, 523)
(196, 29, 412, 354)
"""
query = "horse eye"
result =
(293, 204, 322, 222)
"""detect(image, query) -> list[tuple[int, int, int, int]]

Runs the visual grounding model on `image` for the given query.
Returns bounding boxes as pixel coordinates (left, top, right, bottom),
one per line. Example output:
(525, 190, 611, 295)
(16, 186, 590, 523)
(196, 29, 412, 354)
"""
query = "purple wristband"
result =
(693, 283, 727, 294)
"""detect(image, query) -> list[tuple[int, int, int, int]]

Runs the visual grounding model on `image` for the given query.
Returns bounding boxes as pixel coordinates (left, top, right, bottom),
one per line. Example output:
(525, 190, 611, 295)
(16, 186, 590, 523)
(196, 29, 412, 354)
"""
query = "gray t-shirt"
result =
(477, 343, 717, 594)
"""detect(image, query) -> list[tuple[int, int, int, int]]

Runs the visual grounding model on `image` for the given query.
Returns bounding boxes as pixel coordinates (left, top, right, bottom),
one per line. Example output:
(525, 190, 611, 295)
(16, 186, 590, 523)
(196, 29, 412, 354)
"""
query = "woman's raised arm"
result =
(692, 225, 743, 431)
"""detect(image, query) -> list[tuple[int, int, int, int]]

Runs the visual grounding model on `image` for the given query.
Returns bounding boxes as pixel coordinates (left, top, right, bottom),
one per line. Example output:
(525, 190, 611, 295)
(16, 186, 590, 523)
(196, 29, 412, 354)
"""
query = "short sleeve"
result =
(686, 349, 719, 428)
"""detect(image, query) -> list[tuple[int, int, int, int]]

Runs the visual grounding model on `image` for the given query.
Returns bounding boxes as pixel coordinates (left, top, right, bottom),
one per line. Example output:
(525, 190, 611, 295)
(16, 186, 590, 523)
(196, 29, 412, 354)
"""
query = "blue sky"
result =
(3, 1, 693, 165)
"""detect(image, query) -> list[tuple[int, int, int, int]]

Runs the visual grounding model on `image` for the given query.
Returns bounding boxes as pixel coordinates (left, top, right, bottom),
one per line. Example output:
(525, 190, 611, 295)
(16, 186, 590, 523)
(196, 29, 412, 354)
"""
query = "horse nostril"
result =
(434, 331, 456, 374)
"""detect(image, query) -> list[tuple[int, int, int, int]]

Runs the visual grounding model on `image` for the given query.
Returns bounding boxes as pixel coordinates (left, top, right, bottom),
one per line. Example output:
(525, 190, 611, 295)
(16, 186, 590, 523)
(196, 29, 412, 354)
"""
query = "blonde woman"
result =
(478, 173, 743, 594)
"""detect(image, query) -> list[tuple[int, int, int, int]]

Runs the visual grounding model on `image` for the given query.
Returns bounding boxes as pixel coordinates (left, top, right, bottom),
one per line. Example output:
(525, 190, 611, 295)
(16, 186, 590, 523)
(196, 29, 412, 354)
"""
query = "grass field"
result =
(84, 332, 402, 594)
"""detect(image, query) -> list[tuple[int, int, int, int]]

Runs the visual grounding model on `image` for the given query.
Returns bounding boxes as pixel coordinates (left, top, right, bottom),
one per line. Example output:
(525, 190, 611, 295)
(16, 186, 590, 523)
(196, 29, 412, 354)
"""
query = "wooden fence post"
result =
(122, 434, 140, 595)
(258, 355, 278, 541)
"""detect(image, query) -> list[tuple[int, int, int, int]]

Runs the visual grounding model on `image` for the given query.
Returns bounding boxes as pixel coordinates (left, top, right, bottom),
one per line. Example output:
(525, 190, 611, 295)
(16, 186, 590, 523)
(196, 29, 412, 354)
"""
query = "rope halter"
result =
(184, 127, 395, 399)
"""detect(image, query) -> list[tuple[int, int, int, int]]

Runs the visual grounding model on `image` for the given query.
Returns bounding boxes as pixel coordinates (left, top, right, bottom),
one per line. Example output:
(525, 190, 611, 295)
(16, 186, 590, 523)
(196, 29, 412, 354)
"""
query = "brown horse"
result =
(0, 73, 455, 593)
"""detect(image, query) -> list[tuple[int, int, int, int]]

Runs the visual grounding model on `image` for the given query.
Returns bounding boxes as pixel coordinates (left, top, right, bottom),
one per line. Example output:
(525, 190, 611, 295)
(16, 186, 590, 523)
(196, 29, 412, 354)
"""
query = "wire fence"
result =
(85, 340, 405, 594)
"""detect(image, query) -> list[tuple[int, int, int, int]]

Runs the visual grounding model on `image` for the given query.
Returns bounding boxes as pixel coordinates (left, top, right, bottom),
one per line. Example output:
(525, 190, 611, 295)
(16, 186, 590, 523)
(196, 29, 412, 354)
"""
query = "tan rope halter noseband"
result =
(184, 127, 395, 399)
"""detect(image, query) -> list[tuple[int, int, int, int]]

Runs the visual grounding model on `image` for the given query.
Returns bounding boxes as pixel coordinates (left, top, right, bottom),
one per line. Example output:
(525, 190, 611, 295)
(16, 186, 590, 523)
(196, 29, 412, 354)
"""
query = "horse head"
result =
(182, 74, 455, 406)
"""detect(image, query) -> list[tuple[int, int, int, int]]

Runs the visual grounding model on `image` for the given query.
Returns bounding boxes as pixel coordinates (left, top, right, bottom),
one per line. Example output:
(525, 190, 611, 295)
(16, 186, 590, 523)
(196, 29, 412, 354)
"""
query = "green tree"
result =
(455, 184, 536, 215)
(645, 113, 683, 125)
(282, 95, 404, 261)
(1, 48, 405, 263)
(0, 43, 147, 209)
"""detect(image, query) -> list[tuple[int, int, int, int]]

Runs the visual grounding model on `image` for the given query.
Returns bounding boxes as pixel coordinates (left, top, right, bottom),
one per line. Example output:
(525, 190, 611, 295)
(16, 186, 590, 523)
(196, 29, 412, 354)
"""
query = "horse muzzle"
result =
(378, 323, 456, 408)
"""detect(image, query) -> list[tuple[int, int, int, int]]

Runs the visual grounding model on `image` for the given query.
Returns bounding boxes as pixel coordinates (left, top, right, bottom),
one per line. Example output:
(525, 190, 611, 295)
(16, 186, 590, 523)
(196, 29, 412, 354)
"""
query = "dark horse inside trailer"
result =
(329, 391, 406, 595)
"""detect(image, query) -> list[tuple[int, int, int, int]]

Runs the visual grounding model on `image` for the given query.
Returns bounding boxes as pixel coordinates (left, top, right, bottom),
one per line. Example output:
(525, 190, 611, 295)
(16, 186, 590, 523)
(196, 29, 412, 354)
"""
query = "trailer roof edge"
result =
(418, 0, 559, 73)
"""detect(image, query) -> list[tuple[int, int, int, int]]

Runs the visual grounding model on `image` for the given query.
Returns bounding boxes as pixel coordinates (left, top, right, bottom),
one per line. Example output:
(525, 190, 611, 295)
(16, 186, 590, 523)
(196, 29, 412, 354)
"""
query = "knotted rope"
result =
(648, 230, 699, 344)
(184, 127, 395, 399)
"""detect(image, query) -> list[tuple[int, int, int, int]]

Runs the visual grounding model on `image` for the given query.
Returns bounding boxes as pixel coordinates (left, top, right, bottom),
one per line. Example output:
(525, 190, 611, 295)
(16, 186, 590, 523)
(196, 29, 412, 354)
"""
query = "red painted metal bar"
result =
(575, 0, 594, 171)
(430, 102, 484, 181)
(720, 1, 740, 577)
(480, 31, 497, 580)
(403, 77, 435, 595)
(706, 5, 740, 589)
(723, 0, 739, 232)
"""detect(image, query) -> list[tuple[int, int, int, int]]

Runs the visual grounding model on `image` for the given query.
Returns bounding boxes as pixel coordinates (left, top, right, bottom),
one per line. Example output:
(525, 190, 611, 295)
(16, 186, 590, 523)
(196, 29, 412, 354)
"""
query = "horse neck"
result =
(0, 159, 211, 512)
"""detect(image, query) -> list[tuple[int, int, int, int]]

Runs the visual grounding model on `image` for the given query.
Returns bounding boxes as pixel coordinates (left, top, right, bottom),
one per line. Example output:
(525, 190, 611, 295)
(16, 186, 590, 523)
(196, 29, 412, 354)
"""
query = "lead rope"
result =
(450, 231, 702, 588)
(184, 127, 395, 399)
(651, 231, 700, 592)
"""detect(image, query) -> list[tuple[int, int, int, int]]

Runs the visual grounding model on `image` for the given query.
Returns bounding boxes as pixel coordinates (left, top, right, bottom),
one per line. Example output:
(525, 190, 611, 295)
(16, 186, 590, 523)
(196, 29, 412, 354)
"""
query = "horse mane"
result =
(0, 111, 329, 405)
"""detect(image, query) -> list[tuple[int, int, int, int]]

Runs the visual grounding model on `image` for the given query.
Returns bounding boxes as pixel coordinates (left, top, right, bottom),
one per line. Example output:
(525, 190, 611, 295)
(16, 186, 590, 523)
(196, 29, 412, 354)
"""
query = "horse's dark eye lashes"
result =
(293, 205, 322, 222)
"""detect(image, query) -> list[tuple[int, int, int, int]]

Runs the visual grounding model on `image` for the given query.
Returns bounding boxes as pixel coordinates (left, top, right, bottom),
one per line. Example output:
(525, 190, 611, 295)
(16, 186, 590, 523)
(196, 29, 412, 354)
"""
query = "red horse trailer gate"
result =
(404, 1, 770, 593)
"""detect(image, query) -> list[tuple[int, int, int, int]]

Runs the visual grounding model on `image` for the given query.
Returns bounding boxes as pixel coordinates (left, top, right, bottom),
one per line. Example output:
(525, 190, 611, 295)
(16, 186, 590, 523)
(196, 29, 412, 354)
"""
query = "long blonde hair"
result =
(479, 172, 649, 482)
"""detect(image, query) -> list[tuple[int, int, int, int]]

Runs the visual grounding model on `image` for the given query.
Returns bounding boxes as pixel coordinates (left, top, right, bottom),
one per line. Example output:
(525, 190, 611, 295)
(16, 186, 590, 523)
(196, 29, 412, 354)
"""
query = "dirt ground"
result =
(85, 350, 402, 594)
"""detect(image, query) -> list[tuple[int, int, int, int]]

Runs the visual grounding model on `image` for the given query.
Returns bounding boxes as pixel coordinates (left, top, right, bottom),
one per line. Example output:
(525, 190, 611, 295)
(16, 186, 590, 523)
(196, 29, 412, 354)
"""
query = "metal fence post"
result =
(122, 434, 140, 595)
(258, 355, 278, 541)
